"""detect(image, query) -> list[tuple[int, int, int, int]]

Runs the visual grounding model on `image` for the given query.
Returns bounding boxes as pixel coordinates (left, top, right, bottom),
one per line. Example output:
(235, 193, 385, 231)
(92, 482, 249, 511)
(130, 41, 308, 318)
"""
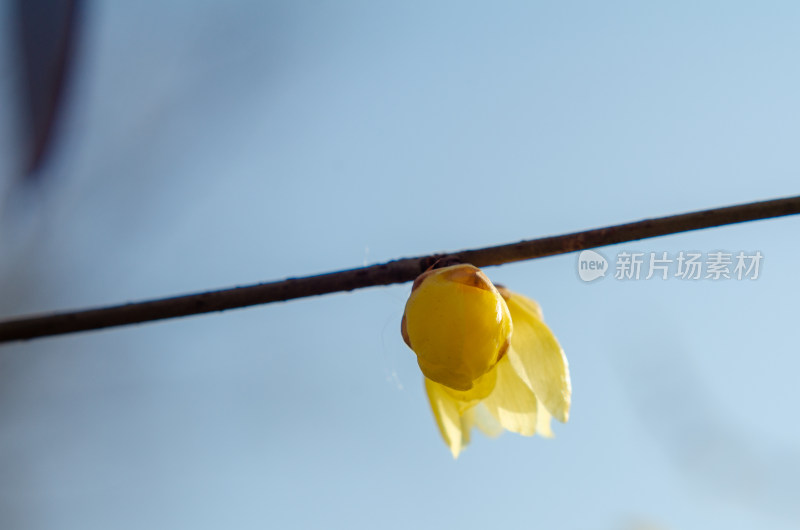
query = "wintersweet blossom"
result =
(401, 264, 571, 458)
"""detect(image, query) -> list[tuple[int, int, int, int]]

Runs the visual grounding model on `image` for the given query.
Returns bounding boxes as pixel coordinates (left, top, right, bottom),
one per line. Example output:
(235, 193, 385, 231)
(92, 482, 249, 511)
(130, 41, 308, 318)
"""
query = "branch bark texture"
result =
(1, 195, 798, 343)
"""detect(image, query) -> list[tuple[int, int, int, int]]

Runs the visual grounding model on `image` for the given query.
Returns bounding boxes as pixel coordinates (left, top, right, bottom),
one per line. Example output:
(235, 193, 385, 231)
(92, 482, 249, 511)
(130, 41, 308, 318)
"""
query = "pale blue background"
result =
(1, 2, 799, 529)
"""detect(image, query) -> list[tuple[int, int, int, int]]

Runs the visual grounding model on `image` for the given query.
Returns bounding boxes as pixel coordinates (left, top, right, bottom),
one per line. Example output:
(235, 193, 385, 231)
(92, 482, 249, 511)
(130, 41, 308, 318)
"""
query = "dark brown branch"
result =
(1, 195, 799, 344)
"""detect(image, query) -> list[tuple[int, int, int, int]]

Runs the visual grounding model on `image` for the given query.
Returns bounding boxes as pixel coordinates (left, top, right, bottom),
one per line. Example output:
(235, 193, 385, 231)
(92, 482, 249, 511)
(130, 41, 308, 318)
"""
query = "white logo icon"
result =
(577, 250, 608, 282)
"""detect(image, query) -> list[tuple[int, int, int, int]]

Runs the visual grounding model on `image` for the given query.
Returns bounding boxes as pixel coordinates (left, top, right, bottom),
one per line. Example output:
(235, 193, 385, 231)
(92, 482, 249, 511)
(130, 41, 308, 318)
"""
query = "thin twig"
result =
(1, 195, 799, 344)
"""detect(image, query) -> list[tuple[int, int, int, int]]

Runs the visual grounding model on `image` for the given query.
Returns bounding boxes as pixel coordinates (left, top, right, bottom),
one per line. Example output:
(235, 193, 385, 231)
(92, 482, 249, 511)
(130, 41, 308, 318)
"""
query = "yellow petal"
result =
(473, 403, 503, 438)
(504, 292, 571, 423)
(442, 365, 497, 407)
(404, 265, 512, 391)
(425, 377, 469, 458)
(459, 407, 475, 446)
(497, 286, 543, 321)
(482, 356, 538, 436)
(536, 400, 554, 438)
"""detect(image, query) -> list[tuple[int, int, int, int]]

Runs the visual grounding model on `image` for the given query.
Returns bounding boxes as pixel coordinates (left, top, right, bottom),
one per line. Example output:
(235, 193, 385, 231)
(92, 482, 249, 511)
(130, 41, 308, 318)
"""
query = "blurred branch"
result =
(15, 0, 83, 178)
(1, 195, 798, 343)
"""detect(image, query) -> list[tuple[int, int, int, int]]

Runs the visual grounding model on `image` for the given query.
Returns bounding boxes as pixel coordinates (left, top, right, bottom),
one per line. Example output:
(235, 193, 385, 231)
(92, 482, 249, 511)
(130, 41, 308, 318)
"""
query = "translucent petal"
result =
(473, 402, 503, 438)
(460, 407, 475, 446)
(497, 286, 543, 321)
(482, 356, 538, 436)
(425, 377, 467, 458)
(404, 265, 512, 391)
(505, 292, 571, 423)
(536, 400, 554, 438)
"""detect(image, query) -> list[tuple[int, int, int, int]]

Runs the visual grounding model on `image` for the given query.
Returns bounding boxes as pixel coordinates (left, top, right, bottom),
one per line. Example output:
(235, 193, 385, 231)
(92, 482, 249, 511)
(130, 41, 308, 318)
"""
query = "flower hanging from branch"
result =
(402, 263, 571, 458)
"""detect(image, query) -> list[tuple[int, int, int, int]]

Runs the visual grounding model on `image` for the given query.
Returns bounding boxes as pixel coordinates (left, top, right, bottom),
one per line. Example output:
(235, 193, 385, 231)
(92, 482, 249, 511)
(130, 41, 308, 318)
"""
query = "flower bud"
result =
(402, 264, 512, 391)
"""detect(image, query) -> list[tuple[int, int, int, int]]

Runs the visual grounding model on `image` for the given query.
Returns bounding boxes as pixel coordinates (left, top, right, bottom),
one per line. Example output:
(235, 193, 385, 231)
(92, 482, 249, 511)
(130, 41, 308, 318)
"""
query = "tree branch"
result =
(1, 195, 799, 344)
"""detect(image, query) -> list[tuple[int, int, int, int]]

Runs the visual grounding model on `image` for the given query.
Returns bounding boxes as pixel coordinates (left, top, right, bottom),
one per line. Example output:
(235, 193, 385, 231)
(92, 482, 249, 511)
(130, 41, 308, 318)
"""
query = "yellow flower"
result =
(402, 263, 571, 458)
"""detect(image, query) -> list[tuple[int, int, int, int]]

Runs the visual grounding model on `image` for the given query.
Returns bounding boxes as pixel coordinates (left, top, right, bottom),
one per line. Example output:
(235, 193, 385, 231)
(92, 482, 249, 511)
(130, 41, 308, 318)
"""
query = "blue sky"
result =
(1, 2, 799, 529)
